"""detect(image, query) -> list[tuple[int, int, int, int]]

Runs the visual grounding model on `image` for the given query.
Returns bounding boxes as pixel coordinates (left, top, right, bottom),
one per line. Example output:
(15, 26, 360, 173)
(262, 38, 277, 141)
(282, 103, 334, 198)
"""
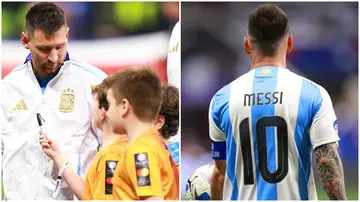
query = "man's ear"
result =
(21, 32, 30, 49)
(244, 37, 251, 55)
(287, 34, 293, 53)
(66, 26, 69, 39)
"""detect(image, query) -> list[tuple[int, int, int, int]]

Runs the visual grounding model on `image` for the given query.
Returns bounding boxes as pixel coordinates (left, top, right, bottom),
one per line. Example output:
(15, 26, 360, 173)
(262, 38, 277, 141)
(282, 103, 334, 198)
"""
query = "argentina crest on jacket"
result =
(59, 88, 75, 113)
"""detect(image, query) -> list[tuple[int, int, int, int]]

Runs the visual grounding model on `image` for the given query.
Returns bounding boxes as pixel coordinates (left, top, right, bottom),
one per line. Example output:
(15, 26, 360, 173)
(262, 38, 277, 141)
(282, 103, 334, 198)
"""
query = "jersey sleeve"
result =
(309, 86, 340, 149)
(125, 145, 164, 198)
(209, 86, 230, 160)
(92, 153, 122, 200)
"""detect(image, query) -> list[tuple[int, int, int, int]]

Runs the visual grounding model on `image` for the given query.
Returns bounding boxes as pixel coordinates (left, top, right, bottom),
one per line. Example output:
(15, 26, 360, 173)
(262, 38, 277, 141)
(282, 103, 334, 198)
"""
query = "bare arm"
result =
(40, 133, 84, 200)
(53, 156, 84, 200)
(314, 142, 346, 200)
(211, 160, 226, 200)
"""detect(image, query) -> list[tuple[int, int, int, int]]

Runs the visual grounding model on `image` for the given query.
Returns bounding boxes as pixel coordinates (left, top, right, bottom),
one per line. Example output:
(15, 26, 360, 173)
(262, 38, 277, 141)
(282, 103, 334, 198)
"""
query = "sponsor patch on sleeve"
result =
(134, 153, 151, 186)
(105, 160, 118, 194)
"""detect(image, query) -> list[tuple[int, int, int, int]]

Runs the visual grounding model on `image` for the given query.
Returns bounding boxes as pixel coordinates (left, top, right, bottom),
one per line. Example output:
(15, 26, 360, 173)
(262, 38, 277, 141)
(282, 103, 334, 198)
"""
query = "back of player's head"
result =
(248, 4, 289, 56)
(92, 75, 114, 111)
(159, 84, 179, 139)
(25, 2, 66, 36)
(107, 67, 163, 122)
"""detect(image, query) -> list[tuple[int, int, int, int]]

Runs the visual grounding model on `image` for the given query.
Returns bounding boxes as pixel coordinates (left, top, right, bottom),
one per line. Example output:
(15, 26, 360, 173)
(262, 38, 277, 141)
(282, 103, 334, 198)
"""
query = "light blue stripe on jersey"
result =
(210, 84, 238, 200)
(70, 61, 107, 80)
(77, 155, 81, 176)
(251, 66, 278, 200)
(294, 79, 322, 199)
(11, 64, 26, 73)
(167, 141, 180, 165)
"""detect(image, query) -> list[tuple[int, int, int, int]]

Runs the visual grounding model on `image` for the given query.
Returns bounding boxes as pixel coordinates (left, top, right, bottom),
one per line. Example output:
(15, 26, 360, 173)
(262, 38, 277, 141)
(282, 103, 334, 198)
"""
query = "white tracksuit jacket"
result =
(1, 55, 107, 200)
(166, 21, 180, 144)
(167, 21, 180, 89)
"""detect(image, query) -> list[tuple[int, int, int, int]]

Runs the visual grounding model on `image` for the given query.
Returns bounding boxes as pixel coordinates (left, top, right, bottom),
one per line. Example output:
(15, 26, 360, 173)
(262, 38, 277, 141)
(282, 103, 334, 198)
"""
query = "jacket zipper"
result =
(27, 61, 67, 199)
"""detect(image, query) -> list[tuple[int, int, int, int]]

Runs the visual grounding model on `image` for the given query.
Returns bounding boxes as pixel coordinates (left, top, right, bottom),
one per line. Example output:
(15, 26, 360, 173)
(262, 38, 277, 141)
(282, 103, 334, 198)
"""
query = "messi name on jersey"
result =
(244, 91, 283, 106)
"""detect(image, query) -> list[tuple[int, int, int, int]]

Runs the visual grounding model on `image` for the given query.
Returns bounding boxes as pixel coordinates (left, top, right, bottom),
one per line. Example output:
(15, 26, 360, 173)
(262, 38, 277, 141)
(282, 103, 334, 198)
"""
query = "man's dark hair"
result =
(248, 4, 289, 56)
(25, 2, 66, 36)
(159, 84, 179, 139)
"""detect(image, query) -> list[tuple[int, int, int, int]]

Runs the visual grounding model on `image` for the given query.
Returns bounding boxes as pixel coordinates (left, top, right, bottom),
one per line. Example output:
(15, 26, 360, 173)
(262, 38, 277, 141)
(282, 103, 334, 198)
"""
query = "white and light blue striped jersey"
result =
(209, 66, 340, 200)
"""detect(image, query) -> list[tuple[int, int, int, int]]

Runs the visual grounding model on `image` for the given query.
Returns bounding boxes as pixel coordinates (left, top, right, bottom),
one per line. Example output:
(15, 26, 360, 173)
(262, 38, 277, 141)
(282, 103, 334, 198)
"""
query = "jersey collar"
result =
(24, 52, 70, 64)
(26, 52, 70, 89)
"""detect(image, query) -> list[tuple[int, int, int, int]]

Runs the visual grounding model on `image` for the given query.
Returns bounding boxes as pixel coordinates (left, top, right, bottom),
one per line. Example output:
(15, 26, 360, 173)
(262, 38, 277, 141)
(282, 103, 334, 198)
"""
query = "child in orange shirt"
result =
(105, 67, 179, 200)
(39, 76, 127, 200)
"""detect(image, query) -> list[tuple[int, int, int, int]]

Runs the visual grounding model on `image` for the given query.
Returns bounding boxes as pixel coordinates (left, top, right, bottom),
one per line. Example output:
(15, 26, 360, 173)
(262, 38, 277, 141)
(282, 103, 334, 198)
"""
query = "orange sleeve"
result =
(92, 152, 122, 200)
(83, 159, 98, 200)
(125, 145, 164, 197)
(83, 169, 94, 200)
(111, 159, 123, 200)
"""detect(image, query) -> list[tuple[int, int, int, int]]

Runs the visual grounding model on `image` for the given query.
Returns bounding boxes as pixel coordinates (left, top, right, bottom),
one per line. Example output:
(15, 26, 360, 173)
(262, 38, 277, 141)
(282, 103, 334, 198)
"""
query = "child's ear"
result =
(154, 115, 165, 131)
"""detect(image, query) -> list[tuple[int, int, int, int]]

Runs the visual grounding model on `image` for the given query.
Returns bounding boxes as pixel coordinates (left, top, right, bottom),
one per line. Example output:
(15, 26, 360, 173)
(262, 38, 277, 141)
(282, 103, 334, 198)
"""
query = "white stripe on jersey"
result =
(229, 70, 257, 200)
(223, 173, 233, 200)
(275, 68, 316, 200)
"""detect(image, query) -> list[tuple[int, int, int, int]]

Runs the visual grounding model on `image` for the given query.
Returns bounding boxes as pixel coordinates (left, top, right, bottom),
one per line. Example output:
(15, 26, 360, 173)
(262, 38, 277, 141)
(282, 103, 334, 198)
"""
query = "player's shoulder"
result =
(172, 21, 180, 34)
(213, 69, 255, 95)
(108, 139, 127, 156)
(94, 149, 123, 170)
(67, 59, 107, 80)
(134, 135, 161, 149)
(126, 143, 155, 163)
(210, 84, 230, 115)
(210, 71, 253, 110)
(276, 68, 330, 100)
(99, 141, 127, 160)
(297, 74, 330, 100)
(93, 150, 122, 177)
(98, 152, 122, 164)
(128, 133, 163, 156)
(2, 63, 29, 84)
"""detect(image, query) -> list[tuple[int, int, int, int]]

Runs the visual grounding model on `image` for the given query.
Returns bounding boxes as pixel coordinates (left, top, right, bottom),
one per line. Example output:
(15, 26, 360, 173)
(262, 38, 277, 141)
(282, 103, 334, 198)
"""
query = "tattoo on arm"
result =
(314, 143, 346, 200)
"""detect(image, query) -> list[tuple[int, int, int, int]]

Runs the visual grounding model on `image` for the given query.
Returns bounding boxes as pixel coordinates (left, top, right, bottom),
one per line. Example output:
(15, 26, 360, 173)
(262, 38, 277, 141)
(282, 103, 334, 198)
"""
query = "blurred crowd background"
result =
(2, 2, 179, 79)
(181, 2, 358, 200)
(3, 2, 178, 39)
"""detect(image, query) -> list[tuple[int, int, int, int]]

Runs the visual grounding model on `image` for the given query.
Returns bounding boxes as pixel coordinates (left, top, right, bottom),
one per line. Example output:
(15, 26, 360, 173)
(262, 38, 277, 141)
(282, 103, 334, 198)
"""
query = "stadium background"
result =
(1, 1, 178, 199)
(2, 2, 179, 79)
(181, 2, 358, 200)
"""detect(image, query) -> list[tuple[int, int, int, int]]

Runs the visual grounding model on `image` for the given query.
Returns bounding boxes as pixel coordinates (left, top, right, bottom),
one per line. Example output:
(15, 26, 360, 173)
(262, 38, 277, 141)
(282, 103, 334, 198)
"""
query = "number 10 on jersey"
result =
(239, 116, 289, 185)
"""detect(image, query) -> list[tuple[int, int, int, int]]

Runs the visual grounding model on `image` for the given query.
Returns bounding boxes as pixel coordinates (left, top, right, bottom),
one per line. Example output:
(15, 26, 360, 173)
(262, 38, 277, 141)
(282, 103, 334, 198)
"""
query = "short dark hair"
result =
(248, 4, 289, 56)
(25, 2, 66, 36)
(106, 67, 163, 122)
(159, 84, 179, 139)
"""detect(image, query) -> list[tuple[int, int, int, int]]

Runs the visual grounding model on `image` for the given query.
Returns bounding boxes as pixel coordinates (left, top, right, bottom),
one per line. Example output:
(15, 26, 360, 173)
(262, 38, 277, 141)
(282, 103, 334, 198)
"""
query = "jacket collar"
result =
(24, 52, 70, 63)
